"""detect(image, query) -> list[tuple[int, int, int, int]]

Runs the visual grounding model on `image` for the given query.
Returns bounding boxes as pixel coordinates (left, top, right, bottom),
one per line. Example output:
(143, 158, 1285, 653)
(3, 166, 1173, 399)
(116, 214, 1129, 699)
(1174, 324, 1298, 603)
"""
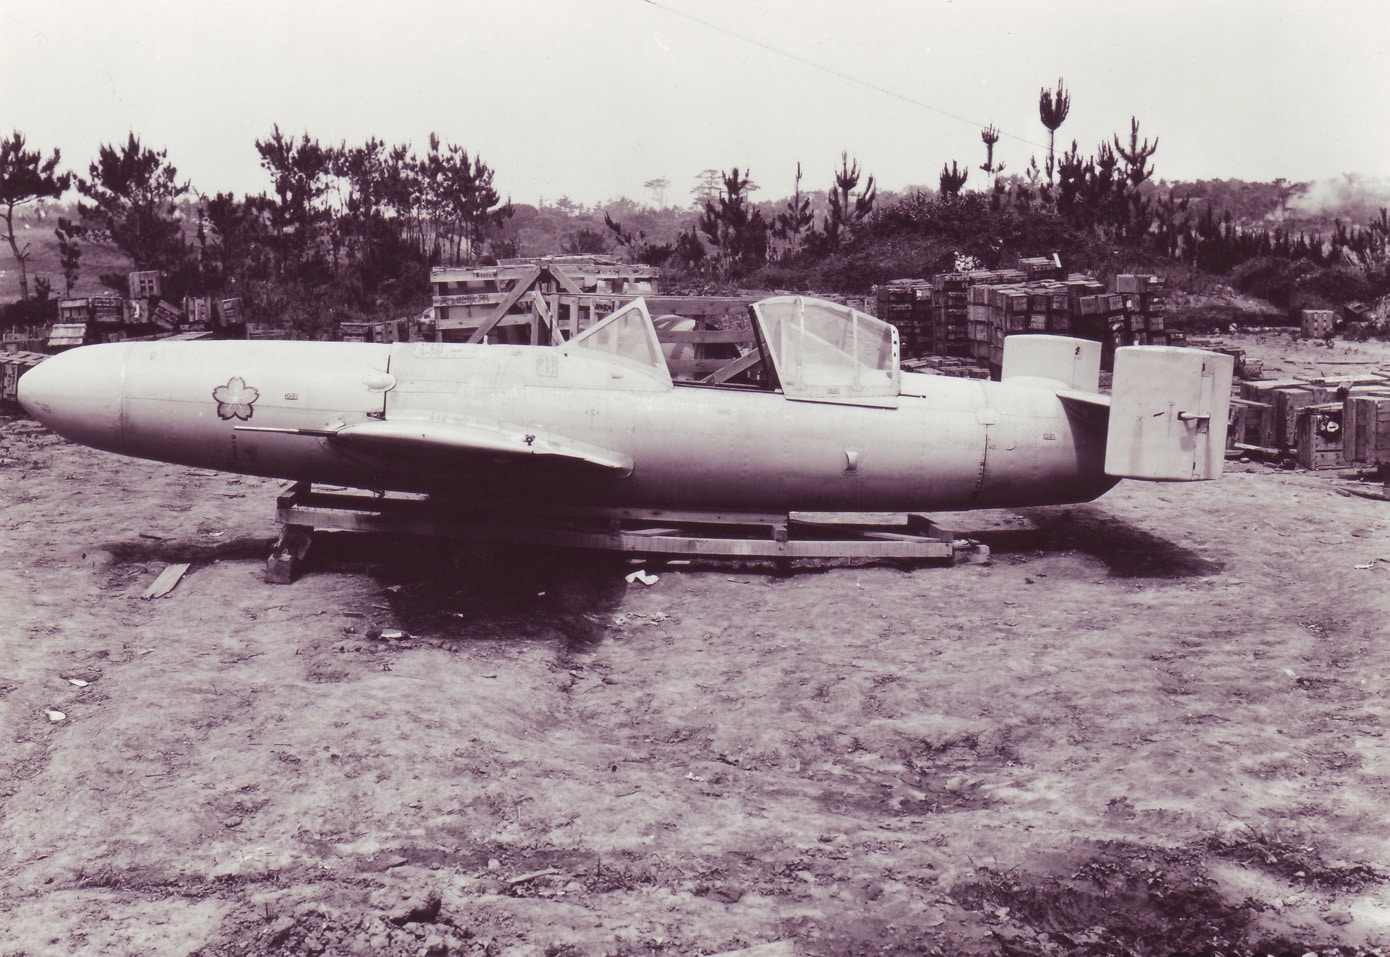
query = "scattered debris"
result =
(140, 562, 190, 600)
(44, 709, 65, 722)
(708, 940, 796, 957)
(625, 569, 659, 586)
(507, 867, 562, 886)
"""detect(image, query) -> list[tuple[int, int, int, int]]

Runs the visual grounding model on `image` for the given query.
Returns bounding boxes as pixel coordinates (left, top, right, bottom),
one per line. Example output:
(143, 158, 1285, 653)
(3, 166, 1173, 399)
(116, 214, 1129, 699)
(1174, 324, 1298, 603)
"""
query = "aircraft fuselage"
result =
(19, 338, 1117, 512)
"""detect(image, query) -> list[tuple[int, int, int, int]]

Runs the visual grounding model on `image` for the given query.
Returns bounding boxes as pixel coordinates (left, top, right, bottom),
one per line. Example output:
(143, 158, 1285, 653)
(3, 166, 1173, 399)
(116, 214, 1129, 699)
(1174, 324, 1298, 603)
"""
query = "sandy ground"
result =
(3, 333, 1390, 957)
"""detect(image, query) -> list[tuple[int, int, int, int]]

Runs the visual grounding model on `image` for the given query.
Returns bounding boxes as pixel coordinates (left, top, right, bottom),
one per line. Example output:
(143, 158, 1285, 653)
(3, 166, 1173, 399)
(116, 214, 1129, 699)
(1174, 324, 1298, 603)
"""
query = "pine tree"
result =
(939, 161, 969, 198)
(0, 131, 71, 299)
(1038, 78, 1070, 187)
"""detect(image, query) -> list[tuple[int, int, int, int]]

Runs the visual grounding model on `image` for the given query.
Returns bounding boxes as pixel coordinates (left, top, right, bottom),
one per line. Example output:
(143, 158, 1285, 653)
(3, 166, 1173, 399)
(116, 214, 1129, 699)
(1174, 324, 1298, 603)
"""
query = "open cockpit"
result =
(561, 295, 902, 408)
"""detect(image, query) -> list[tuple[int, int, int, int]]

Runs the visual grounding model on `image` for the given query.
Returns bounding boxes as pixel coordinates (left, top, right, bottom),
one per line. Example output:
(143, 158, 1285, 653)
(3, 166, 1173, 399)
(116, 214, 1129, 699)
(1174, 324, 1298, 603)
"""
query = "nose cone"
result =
(18, 343, 133, 452)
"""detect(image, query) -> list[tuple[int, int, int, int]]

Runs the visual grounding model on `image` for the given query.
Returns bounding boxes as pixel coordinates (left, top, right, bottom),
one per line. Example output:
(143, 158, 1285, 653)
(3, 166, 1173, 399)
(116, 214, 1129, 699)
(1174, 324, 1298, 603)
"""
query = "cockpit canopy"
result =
(564, 294, 901, 407)
(752, 295, 900, 407)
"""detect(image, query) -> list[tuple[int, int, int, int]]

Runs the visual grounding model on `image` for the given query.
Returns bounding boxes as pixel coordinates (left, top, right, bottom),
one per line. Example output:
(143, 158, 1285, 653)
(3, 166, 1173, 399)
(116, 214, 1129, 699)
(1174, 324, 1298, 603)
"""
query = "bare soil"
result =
(3, 333, 1390, 957)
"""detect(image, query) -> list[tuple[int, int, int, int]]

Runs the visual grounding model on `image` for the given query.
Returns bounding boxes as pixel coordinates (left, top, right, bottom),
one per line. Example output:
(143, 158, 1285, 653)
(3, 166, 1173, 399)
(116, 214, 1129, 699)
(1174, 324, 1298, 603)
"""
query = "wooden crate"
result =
(152, 300, 183, 330)
(1228, 398, 1271, 448)
(216, 298, 244, 326)
(1344, 392, 1390, 464)
(48, 322, 90, 349)
(129, 271, 162, 298)
(1296, 403, 1345, 469)
(184, 297, 215, 326)
(91, 297, 123, 323)
(124, 298, 156, 326)
(1301, 309, 1337, 338)
(1272, 385, 1329, 448)
(1114, 274, 1162, 295)
(58, 299, 92, 323)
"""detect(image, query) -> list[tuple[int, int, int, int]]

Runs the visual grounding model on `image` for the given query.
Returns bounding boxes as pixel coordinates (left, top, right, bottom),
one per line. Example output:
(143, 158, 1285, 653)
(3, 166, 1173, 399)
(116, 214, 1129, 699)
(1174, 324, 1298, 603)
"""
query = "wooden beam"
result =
(701, 349, 764, 385)
(544, 264, 586, 296)
(656, 328, 756, 345)
(467, 264, 542, 344)
(529, 291, 565, 345)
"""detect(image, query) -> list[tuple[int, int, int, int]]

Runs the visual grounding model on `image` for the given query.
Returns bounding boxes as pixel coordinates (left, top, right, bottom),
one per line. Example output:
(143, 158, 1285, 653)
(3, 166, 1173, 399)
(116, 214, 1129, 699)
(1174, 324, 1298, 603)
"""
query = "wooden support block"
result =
(265, 525, 314, 584)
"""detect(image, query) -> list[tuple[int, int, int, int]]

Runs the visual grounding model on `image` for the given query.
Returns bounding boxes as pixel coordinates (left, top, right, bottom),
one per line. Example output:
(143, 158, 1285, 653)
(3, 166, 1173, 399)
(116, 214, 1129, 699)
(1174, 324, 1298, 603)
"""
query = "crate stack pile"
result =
(1229, 372, 1390, 469)
(49, 272, 245, 351)
(872, 280, 934, 358)
(890, 266, 1175, 373)
(931, 273, 971, 358)
(1116, 274, 1169, 347)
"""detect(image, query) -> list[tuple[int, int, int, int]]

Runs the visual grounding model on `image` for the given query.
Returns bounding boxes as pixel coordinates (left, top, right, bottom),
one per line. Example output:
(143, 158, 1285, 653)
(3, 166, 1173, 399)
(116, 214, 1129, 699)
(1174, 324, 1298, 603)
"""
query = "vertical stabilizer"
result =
(1105, 347, 1234, 480)
(1001, 335, 1102, 392)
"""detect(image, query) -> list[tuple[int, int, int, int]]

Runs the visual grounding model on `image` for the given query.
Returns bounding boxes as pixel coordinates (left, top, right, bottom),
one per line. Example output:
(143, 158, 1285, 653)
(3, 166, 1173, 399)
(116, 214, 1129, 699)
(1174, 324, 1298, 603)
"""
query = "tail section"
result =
(1104, 347, 1234, 481)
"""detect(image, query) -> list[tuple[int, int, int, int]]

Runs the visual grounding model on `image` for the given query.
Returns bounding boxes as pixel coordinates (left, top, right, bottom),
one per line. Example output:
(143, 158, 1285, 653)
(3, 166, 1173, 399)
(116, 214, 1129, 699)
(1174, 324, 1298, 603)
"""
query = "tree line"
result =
(0, 128, 516, 333)
(5, 80, 1388, 335)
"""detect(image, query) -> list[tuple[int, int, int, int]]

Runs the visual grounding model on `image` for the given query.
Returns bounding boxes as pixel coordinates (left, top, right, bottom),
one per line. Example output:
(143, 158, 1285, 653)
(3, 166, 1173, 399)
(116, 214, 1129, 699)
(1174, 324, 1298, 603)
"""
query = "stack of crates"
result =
(1116, 274, 1167, 346)
(965, 284, 994, 363)
(873, 280, 933, 358)
(882, 261, 1187, 374)
(931, 273, 970, 358)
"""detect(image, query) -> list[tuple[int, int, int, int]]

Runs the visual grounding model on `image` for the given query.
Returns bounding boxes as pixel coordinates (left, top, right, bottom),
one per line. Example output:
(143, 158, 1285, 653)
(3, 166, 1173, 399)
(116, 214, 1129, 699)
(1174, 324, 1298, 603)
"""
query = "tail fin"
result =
(1105, 347, 1234, 481)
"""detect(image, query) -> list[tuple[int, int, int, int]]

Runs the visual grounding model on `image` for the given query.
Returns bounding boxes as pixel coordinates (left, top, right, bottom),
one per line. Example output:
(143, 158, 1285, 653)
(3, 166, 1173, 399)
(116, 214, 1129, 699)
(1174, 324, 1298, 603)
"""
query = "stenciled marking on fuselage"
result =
(213, 376, 260, 421)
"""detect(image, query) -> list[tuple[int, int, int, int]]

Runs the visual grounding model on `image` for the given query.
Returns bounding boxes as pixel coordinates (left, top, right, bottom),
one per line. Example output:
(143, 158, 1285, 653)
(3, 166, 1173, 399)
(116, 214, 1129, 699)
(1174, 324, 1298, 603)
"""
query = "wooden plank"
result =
(433, 292, 508, 308)
(435, 313, 532, 332)
(141, 563, 190, 599)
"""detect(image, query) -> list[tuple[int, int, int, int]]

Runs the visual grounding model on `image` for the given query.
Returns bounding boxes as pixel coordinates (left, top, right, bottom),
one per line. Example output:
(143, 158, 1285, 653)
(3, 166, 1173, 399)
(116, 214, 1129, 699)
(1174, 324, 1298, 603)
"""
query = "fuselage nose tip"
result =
(17, 343, 129, 449)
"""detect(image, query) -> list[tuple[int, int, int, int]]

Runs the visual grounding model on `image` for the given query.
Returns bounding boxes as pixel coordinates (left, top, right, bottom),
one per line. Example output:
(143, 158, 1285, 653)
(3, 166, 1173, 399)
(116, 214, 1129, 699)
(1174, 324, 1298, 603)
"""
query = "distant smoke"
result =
(1285, 174, 1390, 217)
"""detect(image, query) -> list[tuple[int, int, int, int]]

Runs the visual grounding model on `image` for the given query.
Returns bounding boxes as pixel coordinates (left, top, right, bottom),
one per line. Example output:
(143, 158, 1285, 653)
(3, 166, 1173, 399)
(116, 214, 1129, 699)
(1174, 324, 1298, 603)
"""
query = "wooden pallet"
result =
(267, 483, 989, 581)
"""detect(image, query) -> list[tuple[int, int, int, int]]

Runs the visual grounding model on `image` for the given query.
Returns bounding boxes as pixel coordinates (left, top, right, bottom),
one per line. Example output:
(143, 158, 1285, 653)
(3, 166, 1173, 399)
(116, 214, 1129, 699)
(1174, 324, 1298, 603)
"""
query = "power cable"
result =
(639, 0, 1051, 153)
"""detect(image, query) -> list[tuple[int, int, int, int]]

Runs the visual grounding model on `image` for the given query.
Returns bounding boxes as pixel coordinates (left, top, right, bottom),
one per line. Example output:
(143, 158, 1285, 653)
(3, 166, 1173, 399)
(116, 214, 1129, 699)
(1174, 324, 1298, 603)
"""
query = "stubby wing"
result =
(329, 417, 633, 475)
(237, 420, 631, 475)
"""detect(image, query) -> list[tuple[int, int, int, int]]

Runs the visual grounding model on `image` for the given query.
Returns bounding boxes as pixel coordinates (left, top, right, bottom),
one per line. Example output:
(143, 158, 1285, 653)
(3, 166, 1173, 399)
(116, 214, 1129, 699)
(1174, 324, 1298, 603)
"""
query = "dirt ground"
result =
(3, 332, 1390, 957)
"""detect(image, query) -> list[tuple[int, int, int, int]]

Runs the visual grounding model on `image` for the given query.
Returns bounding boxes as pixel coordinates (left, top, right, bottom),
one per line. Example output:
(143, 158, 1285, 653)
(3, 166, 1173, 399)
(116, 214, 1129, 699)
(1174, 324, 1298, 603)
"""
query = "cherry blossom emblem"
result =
(213, 376, 260, 421)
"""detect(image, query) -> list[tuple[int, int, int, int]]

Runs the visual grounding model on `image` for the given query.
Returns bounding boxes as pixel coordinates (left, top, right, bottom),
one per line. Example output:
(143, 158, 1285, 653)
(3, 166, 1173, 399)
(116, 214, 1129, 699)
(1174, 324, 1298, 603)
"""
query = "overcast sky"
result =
(3, 0, 1388, 208)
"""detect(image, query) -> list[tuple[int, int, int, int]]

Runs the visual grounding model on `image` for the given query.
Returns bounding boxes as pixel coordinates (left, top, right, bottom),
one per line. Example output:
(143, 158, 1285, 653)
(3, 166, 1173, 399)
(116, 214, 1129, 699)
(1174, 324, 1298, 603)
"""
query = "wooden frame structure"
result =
(266, 482, 989, 581)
